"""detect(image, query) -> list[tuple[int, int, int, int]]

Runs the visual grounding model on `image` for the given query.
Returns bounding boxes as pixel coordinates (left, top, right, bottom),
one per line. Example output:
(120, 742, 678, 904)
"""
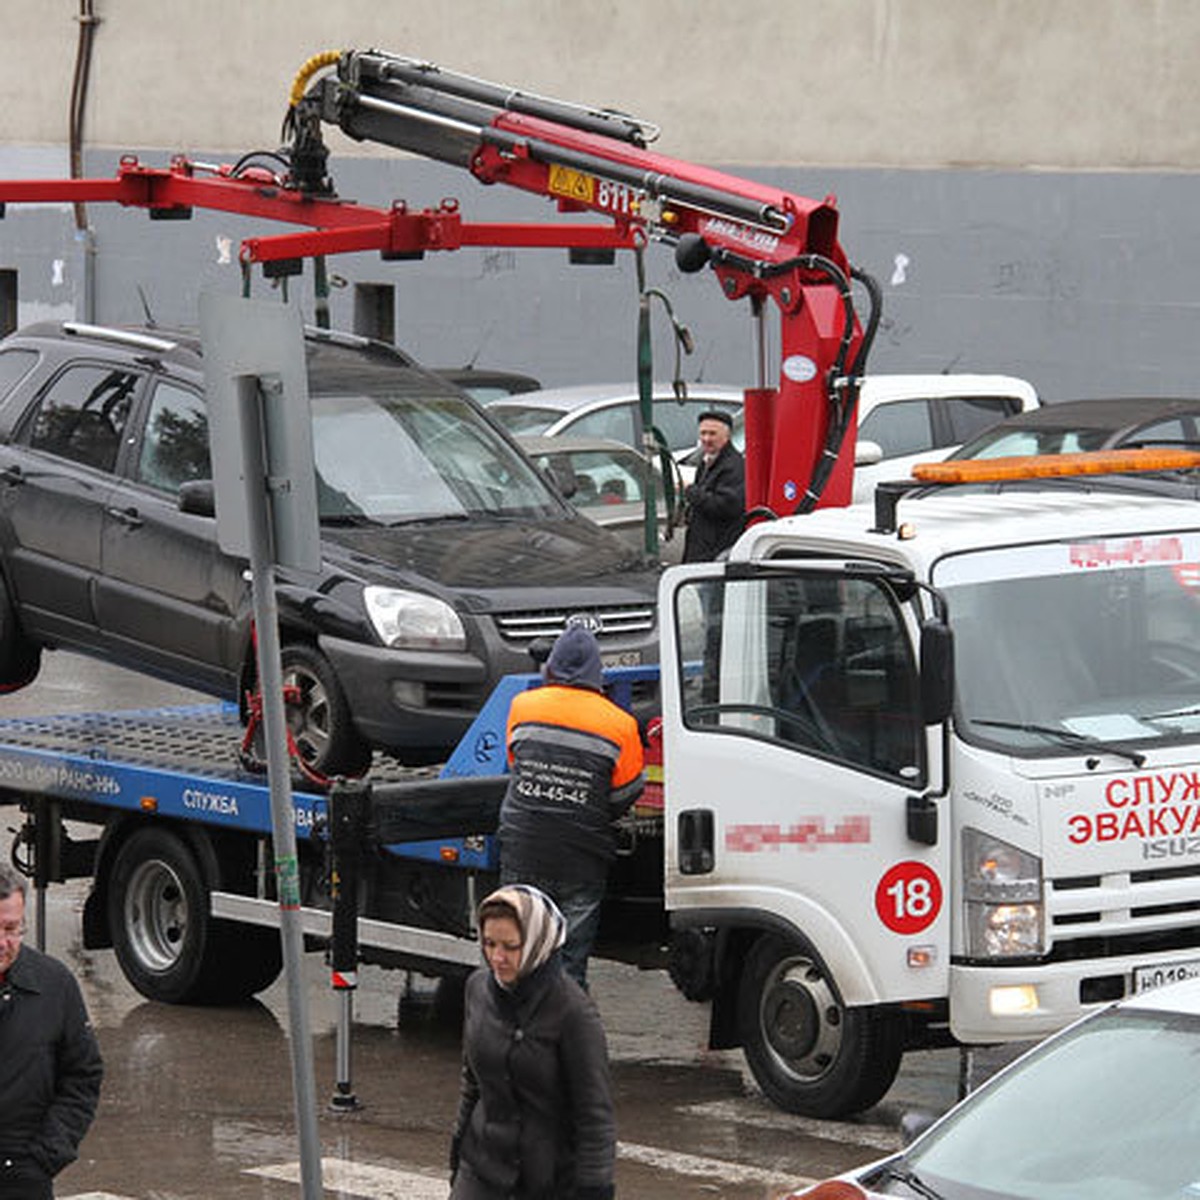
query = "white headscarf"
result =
(478, 884, 566, 981)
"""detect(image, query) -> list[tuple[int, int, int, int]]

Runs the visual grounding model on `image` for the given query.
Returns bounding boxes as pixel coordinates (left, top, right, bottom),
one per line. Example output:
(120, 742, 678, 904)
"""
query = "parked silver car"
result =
(790, 973, 1200, 1200)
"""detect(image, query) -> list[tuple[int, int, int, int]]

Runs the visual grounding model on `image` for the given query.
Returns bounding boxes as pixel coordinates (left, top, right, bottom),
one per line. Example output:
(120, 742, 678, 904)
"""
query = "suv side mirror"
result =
(919, 620, 954, 724)
(178, 479, 216, 517)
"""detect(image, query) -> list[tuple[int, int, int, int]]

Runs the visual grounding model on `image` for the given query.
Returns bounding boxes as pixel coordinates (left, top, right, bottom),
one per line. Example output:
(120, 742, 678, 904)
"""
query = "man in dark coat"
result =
(0, 866, 103, 1199)
(682, 409, 745, 561)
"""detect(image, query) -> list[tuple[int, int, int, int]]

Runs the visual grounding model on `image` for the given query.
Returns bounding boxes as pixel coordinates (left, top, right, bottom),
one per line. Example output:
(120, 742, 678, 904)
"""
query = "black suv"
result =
(0, 322, 659, 773)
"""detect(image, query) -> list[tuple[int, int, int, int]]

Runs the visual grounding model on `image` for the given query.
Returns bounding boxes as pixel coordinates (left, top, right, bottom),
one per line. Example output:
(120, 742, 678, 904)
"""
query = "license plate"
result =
(1133, 958, 1200, 994)
(601, 650, 642, 668)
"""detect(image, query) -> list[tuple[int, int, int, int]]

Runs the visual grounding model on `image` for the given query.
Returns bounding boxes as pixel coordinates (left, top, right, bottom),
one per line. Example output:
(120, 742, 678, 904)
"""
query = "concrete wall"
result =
(5, 1, 1199, 169)
(2, 2, 1200, 401)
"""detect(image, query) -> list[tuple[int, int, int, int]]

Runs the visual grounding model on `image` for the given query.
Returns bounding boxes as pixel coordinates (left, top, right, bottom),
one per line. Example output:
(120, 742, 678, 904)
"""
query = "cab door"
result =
(660, 559, 951, 1007)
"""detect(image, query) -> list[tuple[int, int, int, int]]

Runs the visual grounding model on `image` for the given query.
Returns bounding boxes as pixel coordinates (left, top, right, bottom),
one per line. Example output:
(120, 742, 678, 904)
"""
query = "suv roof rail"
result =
(62, 322, 179, 354)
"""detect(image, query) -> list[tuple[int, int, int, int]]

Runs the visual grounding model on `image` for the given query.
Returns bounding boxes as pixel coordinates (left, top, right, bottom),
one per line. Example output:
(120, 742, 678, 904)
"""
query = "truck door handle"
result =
(107, 505, 144, 529)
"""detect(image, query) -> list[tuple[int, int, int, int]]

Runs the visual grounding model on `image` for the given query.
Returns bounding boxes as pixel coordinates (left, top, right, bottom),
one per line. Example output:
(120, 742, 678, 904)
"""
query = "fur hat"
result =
(545, 624, 604, 690)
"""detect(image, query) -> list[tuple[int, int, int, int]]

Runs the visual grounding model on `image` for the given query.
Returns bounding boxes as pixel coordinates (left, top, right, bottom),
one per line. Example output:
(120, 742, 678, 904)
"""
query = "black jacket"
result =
(450, 957, 615, 1200)
(0, 945, 103, 1192)
(682, 440, 746, 561)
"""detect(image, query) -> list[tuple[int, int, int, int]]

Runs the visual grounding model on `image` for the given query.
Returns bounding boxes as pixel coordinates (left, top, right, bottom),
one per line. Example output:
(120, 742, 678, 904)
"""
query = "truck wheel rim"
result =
(759, 955, 843, 1082)
(124, 859, 189, 972)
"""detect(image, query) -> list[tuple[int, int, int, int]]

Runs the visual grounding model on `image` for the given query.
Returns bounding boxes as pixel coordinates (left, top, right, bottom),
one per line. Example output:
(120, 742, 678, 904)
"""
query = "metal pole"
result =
(634, 247, 659, 557)
(328, 782, 364, 1112)
(235, 374, 324, 1199)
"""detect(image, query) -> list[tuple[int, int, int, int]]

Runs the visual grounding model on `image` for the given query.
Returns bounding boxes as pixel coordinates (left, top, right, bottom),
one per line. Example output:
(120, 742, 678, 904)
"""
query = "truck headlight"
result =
(363, 586, 466, 651)
(963, 828, 1044, 957)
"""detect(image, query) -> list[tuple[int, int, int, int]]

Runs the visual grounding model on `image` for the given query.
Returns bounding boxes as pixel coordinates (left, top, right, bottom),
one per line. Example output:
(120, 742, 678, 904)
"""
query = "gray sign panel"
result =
(198, 293, 320, 572)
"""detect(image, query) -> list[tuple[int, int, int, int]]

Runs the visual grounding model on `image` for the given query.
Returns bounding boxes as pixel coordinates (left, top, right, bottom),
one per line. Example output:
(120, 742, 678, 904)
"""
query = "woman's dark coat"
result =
(450, 956, 615, 1200)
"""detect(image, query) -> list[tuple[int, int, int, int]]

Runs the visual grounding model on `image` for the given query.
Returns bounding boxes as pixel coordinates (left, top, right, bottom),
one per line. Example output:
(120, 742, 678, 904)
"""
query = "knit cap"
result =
(545, 624, 604, 690)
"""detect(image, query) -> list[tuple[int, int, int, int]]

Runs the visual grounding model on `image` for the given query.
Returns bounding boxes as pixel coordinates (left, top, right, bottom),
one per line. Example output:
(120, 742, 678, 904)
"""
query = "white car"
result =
(488, 382, 744, 456)
(790, 973, 1200, 1200)
(677, 374, 1040, 502)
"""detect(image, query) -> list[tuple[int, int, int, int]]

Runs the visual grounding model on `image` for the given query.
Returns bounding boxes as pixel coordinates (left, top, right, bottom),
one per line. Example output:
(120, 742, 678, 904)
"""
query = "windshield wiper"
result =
(319, 513, 382, 527)
(972, 718, 1146, 768)
(1142, 703, 1200, 722)
(871, 1163, 946, 1200)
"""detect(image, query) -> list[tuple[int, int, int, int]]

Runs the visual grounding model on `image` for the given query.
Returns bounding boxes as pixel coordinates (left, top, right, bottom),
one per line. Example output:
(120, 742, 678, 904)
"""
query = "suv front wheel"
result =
(281, 643, 373, 778)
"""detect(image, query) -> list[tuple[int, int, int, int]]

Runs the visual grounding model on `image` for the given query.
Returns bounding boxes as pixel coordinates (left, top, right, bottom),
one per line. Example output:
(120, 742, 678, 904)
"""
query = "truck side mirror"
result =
(855, 438, 884, 467)
(919, 620, 954, 724)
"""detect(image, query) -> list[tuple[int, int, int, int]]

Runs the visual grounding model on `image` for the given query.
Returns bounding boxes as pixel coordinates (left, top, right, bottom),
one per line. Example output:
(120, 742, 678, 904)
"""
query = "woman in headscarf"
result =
(449, 884, 616, 1200)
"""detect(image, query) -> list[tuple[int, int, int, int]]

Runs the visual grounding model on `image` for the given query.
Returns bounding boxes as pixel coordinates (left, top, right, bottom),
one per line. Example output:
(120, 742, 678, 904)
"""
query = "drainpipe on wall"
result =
(70, 0, 101, 322)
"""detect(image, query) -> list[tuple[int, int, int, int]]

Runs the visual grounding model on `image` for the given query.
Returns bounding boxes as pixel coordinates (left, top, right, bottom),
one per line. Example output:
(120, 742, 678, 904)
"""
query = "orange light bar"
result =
(912, 448, 1200, 485)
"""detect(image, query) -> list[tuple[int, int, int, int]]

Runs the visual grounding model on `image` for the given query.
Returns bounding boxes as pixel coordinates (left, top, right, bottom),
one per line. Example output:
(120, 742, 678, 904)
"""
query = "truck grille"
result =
(1046, 863, 1200, 961)
(494, 603, 656, 644)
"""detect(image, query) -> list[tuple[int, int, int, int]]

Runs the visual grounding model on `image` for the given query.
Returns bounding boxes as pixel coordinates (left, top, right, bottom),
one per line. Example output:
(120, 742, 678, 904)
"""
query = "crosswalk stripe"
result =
(248, 1146, 810, 1197)
(246, 1158, 448, 1198)
(618, 1141, 812, 1189)
(63, 1193, 139, 1200)
(683, 1097, 904, 1153)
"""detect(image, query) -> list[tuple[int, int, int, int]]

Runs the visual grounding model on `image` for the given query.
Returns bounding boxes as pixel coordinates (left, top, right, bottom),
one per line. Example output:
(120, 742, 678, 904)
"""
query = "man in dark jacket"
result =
(498, 624, 644, 988)
(682, 408, 745, 562)
(0, 866, 103, 1199)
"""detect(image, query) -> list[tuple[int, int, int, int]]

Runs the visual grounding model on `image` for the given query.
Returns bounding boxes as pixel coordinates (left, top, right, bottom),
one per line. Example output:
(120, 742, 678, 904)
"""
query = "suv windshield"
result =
(936, 531, 1200, 755)
(312, 388, 560, 523)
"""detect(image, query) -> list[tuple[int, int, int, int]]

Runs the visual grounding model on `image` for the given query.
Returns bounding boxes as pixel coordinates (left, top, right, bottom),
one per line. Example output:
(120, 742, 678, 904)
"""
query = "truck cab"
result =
(658, 477, 1200, 1116)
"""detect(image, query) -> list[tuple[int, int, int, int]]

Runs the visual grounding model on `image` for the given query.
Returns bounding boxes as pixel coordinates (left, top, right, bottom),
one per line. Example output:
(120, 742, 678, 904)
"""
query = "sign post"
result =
(199, 293, 323, 1200)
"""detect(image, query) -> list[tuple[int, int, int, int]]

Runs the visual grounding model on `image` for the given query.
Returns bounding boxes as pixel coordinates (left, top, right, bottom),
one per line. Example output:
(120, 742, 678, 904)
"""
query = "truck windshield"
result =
(936, 531, 1200, 756)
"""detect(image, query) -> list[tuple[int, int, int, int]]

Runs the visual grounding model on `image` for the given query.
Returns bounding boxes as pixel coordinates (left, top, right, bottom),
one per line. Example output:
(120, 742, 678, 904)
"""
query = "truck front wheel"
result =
(738, 933, 903, 1118)
(108, 827, 281, 1004)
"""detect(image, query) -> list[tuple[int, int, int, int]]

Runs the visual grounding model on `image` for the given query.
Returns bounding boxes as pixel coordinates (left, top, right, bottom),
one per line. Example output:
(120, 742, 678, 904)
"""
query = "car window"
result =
(545, 449, 646, 510)
(23, 363, 138, 472)
(858, 399, 934, 457)
(487, 404, 560, 436)
(677, 572, 923, 780)
(137, 381, 211, 493)
(564, 404, 637, 445)
(0, 348, 38, 406)
(944, 395, 1026, 442)
(964, 426, 1111, 459)
(1123, 416, 1194, 447)
(651, 399, 741, 453)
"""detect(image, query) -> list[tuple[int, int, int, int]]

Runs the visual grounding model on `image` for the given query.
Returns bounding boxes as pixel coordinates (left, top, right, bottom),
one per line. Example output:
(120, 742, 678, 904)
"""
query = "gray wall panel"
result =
(3, 150, 1199, 404)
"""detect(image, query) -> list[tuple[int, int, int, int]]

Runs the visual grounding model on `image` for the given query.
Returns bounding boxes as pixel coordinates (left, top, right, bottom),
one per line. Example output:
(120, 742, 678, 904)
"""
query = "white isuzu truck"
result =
(657, 456, 1200, 1116)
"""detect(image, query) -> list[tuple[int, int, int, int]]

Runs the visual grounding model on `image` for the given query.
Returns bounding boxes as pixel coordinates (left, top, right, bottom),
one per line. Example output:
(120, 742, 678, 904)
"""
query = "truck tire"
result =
(738, 933, 903, 1118)
(281, 643, 372, 778)
(108, 827, 281, 1004)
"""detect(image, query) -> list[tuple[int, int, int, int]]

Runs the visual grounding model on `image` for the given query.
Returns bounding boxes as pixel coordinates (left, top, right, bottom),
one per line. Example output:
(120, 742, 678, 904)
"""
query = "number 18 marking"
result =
(875, 861, 942, 934)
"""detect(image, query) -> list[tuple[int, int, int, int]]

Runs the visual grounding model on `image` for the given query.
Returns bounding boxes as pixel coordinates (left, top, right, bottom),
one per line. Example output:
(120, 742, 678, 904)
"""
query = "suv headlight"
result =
(963, 827, 1044, 958)
(363, 586, 467, 651)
